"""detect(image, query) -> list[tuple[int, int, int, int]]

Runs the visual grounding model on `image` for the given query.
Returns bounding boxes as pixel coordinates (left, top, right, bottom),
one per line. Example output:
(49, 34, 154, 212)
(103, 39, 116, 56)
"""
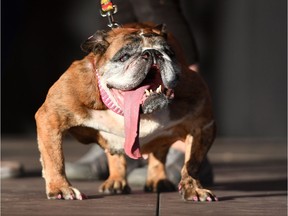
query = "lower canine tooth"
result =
(145, 89, 150, 96)
(156, 85, 162, 93)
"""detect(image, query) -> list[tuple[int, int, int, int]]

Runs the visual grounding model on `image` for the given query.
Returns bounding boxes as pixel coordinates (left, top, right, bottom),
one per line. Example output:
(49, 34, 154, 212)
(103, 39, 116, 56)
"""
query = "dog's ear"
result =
(81, 30, 109, 55)
(154, 23, 167, 39)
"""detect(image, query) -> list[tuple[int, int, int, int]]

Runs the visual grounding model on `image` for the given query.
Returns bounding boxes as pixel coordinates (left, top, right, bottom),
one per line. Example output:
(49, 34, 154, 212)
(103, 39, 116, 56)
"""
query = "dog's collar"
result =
(96, 71, 124, 116)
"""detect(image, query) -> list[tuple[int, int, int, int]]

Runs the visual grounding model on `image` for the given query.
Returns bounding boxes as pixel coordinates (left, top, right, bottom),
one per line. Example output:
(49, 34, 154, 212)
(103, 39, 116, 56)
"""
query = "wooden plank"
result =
(159, 190, 287, 216)
(1, 137, 287, 216)
(2, 178, 158, 216)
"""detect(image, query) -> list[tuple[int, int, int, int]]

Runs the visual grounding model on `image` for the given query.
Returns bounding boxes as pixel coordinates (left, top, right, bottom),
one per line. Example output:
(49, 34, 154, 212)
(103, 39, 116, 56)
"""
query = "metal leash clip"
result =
(100, 0, 121, 28)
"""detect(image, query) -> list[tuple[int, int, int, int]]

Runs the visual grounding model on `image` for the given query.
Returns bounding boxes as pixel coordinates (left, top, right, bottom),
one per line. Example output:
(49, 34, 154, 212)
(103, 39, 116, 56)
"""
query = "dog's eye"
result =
(119, 54, 131, 62)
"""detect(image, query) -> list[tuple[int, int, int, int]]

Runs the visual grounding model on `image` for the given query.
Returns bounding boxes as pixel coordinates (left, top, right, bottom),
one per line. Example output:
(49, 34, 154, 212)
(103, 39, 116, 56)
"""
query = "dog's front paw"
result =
(99, 178, 131, 194)
(178, 178, 217, 202)
(144, 178, 176, 193)
(47, 186, 87, 200)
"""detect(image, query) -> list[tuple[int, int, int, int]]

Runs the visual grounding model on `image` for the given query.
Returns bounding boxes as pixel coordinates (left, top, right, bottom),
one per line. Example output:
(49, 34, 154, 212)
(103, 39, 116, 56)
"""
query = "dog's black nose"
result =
(141, 49, 163, 64)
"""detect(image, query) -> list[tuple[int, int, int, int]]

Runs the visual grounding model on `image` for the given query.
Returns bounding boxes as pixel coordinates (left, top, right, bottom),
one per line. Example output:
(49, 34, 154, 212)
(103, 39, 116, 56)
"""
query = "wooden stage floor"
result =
(1, 137, 287, 216)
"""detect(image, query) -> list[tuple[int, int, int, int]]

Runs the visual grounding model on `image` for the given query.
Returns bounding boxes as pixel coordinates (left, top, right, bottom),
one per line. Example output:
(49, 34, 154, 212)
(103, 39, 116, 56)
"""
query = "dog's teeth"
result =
(142, 154, 148, 160)
(156, 85, 162, 93)
(150, 89, 153, 94)
(145, 89, 150, 96)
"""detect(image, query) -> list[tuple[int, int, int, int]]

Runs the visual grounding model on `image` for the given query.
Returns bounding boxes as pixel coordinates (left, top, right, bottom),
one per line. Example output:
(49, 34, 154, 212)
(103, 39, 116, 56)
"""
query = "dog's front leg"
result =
(36, 109, 86, 200)
(99, 153, 131, 194)
(179, 123, 217, 201)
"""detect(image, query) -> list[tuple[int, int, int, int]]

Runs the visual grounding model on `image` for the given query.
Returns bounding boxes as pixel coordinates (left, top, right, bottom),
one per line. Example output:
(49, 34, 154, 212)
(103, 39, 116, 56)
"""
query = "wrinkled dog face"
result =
(82, 24, 181, 115)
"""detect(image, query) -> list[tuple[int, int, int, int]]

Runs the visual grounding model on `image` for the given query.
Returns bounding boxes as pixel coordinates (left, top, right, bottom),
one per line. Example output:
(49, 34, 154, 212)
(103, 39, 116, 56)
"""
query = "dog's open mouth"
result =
(97, 65, 175, 159)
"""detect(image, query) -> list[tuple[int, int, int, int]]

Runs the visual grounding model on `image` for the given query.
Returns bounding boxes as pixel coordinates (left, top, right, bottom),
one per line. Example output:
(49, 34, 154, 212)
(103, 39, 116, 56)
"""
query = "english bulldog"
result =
(35, 23, 217, 201)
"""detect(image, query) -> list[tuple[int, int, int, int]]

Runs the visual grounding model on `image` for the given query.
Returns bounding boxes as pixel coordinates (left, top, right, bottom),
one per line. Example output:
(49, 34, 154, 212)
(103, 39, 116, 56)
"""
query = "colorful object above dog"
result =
(101, 0, 114, 12)
(100, 0, 120, 28)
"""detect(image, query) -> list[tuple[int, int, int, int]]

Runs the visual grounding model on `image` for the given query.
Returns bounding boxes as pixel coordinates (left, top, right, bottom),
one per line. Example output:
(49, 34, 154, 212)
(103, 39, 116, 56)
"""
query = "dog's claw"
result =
(178, 180, 217, 202)
(192, 196, 198, 202)
(178, 183, 182, 192)
(186, 194, 217, 202)
(200, 196, 207, 202)
(80, 193, 88, 200)
(47, 186, 87, 200)
(99, 178, 131, 194)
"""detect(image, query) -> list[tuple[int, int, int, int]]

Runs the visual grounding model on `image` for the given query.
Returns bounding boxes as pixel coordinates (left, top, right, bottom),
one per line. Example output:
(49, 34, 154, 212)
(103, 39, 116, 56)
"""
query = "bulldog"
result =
(35, 23, 217, 201)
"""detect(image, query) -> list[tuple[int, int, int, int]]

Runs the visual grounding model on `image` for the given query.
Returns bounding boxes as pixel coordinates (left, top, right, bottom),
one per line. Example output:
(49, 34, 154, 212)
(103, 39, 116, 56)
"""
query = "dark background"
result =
(2, 0, 286, 138)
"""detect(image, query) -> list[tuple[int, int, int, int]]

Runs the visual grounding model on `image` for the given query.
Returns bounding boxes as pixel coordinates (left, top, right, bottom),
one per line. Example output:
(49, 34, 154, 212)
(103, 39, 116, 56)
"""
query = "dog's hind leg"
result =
(144, 147, 176, 193)
(98, 153, 131, 194)
(178, 121, 217, 201)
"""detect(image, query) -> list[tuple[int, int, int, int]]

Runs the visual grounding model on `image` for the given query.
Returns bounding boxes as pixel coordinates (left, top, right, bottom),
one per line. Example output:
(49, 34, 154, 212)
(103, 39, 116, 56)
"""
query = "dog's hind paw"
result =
(99, 178, 131, 194)
(144, 179, 176, 193)
(47, 186, 87, 200)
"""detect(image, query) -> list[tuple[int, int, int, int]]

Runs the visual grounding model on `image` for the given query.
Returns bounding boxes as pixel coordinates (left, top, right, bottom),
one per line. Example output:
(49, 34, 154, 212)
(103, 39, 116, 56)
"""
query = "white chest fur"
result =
(81, 108, 185, 150)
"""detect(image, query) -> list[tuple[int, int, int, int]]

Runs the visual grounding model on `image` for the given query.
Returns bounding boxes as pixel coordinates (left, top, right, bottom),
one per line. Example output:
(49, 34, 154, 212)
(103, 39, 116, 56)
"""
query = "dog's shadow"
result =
(86, 194, 105, 199)
(86, 189, 149, 200)
(214, 178, 287, 201)
(219, 192, 287, 201)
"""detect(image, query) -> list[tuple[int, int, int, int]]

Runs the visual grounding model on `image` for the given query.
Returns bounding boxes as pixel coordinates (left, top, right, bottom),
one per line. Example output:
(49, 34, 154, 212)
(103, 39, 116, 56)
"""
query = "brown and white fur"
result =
(35, 23, 217, 201)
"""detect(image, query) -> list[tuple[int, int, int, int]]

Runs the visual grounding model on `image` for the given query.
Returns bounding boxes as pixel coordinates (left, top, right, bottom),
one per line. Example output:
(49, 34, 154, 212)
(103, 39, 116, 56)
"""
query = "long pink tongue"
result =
(123, 85, 149, 159)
